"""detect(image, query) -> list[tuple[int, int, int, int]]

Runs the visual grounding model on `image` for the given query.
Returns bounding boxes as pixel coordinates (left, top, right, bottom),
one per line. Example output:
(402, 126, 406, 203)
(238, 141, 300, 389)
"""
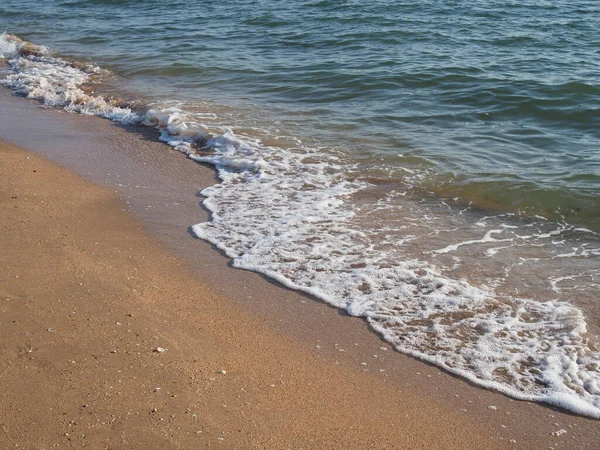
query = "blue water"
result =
(1, 0, 599, 225)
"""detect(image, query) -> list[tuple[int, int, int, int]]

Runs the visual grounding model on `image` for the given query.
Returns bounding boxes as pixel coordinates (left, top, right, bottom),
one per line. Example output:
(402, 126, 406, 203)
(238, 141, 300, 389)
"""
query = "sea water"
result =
(1, 0, 599, 417)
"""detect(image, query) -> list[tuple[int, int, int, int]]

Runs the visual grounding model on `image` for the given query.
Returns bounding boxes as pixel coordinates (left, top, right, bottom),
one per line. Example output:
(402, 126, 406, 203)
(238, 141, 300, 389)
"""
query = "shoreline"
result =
(3, 31, 600, 417)
(0, 139, 498, 449)
(1, 88, 598, 448)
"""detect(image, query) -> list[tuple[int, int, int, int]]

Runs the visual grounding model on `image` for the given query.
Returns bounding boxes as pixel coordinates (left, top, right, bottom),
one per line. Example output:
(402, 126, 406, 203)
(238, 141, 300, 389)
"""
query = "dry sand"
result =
(0, 141, 505, 448)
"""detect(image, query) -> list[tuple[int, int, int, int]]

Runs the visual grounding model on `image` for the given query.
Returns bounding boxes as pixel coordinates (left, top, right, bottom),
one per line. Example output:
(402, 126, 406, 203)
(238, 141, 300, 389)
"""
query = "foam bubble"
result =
(0, 33, 139, 123)
(0, 32, 20, 59)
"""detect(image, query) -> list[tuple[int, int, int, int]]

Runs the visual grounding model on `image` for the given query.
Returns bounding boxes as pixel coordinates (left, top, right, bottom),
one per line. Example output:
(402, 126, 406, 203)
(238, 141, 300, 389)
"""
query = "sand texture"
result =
(1, 86, 599, 448)
(0, 141, 508, 448)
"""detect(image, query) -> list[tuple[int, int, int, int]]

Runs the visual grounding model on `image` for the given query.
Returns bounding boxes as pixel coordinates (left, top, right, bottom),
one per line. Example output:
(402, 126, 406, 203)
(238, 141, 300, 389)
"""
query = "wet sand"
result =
(0, 141, 502, 449)
(1, 88, 598, 448)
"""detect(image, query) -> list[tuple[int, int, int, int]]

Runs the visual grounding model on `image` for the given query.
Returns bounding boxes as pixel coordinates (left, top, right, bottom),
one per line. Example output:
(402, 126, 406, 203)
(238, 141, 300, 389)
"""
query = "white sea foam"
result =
(0, 32, 20, 59)
(0, 33, 138, 123)
(2, 32, 600, 418)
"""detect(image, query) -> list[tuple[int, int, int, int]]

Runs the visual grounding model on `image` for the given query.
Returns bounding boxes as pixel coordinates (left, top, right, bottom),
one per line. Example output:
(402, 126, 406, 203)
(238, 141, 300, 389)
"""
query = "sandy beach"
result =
(0, 140, 502, 449)
(0, 88, 598, 449)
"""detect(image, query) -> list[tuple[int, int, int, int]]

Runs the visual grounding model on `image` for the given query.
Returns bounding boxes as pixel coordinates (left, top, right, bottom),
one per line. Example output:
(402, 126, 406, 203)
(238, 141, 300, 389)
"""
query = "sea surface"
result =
(1, 0, 600, 417)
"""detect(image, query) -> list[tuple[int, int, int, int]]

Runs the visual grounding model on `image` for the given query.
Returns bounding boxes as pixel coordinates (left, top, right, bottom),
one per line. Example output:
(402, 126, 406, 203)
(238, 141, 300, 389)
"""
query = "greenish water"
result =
(1, 0, 599, 226)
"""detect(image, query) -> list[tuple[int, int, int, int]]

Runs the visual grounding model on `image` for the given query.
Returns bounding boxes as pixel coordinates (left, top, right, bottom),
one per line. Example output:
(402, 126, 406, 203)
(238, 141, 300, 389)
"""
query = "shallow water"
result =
(2, 0, 599, 224)
(1, 0, 600, 417)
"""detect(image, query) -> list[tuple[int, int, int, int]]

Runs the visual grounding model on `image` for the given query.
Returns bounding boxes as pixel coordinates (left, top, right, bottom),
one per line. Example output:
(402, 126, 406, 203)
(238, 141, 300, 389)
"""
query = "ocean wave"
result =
(2, 32, 600, 418)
